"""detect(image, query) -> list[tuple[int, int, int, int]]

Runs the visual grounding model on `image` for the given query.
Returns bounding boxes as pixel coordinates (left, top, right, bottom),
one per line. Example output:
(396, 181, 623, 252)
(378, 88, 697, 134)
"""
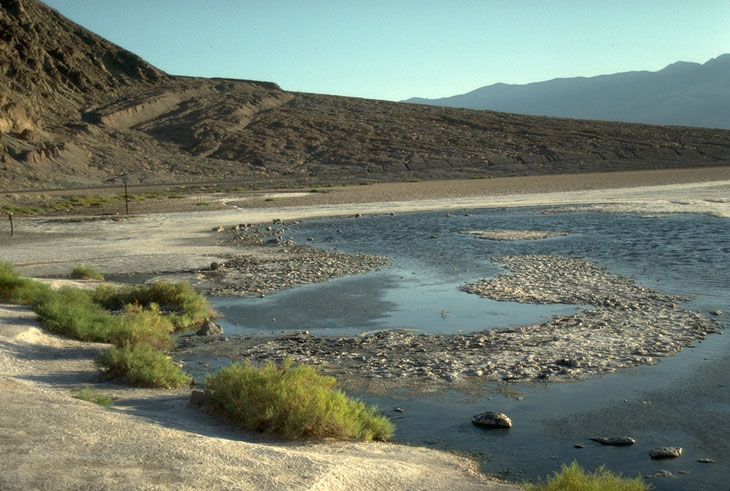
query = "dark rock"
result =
(589, 436, 636, 446)
(188, 390, 209, 408)
(196, 319, 223, 336)
(650, 447, 682, 459)
(472, 411, 512, 429)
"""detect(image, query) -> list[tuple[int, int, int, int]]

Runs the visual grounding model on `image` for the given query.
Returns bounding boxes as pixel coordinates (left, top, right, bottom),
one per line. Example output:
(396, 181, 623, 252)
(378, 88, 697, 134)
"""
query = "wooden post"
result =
(124, 181, 129, 215)
(2, 211, 13, 237)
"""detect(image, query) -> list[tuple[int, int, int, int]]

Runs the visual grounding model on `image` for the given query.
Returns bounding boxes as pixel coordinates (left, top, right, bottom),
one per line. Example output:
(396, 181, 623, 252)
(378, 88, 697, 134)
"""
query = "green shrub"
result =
(106, 303, 174, 351)
(95, 344, 192, 388)
(205, 359, 394, 441)
(73, 385, 114, 407)
(35, 287, 118, 342)
(71, 265, 104, 280)
(0, 262, 51, 304)
(93, 281, 215, 331)
(525, 461, 650, 491)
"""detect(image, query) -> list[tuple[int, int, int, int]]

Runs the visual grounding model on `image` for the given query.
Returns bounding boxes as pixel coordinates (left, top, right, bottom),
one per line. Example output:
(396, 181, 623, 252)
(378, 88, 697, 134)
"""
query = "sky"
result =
(42, 1, 730, 101)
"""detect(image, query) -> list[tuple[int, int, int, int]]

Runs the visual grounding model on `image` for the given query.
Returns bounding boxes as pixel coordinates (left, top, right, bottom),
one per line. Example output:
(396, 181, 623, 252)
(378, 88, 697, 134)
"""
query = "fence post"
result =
(8, 212, 13, 237)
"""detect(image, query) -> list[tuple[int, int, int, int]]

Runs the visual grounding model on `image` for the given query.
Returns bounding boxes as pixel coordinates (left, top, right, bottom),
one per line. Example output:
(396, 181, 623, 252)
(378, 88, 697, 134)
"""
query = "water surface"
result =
(197, 207, 730, 489)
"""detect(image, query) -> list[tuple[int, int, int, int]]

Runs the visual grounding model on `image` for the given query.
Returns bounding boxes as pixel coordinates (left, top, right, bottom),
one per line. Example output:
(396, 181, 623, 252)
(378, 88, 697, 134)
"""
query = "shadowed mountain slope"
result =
(406, 55, 730, 130)
(1, 0, 729, 191)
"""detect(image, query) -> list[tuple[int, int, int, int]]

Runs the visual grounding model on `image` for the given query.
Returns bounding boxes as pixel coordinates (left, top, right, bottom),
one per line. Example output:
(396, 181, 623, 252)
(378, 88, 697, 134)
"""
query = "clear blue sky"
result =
(43, 0, 730, 101)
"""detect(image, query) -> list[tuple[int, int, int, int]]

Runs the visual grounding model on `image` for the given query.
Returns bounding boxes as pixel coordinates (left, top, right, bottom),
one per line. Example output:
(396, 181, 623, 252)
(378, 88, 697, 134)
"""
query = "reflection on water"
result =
(212, 269, 581, 337)
(200, 207, 729, 490)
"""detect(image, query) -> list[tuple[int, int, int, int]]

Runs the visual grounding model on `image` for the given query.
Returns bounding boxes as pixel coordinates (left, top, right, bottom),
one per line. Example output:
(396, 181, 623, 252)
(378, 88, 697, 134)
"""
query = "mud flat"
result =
(179, 254, 721, 392)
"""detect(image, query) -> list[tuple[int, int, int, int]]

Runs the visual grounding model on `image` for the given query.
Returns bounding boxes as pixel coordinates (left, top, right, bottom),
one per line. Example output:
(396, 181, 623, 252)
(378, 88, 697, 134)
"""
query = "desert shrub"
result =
(1, 204, 40, 215)
(205, 359, 394, 441)
(95, 344, 192, 388)
(105, 303, 174, 351)
(70, 265, 104, 280)
(35, 287, 118, 342)
(524, 461, 650, 491)
(0, 262, 51, 304)
(94, 280, 214, 331)
(73, 385, 114, 407)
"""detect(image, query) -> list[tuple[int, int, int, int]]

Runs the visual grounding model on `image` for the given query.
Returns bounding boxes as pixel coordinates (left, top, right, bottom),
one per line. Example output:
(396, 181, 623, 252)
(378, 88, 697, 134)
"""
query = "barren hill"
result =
(1, 0, 729, 191)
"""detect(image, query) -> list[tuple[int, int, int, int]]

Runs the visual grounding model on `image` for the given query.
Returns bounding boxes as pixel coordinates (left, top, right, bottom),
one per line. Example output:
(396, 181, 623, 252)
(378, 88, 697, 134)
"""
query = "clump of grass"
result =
(95, 344, 192, 388)
(34, 286, 176, 350)
(106, 303, 174, 351)
(205, 358, 394, 441)
(93, 281, 215, 331)
(524, 461, 650, 491)
(70, 265, 104, 280)
(1, 203, 41, 215)
(73, 385, 114, 407)
(196, 201, 210, 206)
(0, 262, 51, 304)
(34, 287, 118, 342)
(1, 263, 203, 390)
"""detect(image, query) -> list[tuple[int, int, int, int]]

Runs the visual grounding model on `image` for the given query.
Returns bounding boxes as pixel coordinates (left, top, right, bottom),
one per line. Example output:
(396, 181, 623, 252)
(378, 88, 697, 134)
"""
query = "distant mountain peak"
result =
(405, 55, 730, 129)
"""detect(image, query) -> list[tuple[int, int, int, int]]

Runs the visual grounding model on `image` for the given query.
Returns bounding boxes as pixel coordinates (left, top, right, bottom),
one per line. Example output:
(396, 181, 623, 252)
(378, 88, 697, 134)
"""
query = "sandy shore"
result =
(1, 167, 729, 489)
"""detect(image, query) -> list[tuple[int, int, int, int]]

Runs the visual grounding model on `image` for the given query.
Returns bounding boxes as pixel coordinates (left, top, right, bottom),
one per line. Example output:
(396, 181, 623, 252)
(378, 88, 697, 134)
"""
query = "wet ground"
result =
(176, 206, 729, 489)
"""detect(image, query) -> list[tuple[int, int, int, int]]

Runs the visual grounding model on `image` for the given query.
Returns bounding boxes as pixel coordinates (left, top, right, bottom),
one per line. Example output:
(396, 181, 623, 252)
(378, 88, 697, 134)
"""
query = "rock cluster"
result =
(193, 221, 388, 297)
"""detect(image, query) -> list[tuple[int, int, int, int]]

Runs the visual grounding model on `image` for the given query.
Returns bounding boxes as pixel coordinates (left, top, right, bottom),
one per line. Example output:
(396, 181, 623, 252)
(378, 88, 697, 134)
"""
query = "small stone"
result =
(650, 447, 682, 459)
(393, 407, 404, 413)
(647, 470, 674, 479)
(196, 319, 224, 336)
(574, 444, 585, 449)
(472, 411, 512, 429)
(697, 458, 714, 463)
(212, 226, 225, 232)
(210, 262, 222, 270)
(589, 436, 636, 446)
(710, 310, 722, 316)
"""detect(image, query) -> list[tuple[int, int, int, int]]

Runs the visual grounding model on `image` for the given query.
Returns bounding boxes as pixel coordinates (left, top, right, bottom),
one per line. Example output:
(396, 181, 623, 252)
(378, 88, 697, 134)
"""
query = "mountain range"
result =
(1, 0, 729, 191)
(406, 55, 730, 129)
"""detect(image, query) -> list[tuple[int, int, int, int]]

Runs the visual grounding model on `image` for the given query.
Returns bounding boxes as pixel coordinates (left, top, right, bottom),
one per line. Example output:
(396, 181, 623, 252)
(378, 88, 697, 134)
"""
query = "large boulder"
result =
(472, 411, 512, 429)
